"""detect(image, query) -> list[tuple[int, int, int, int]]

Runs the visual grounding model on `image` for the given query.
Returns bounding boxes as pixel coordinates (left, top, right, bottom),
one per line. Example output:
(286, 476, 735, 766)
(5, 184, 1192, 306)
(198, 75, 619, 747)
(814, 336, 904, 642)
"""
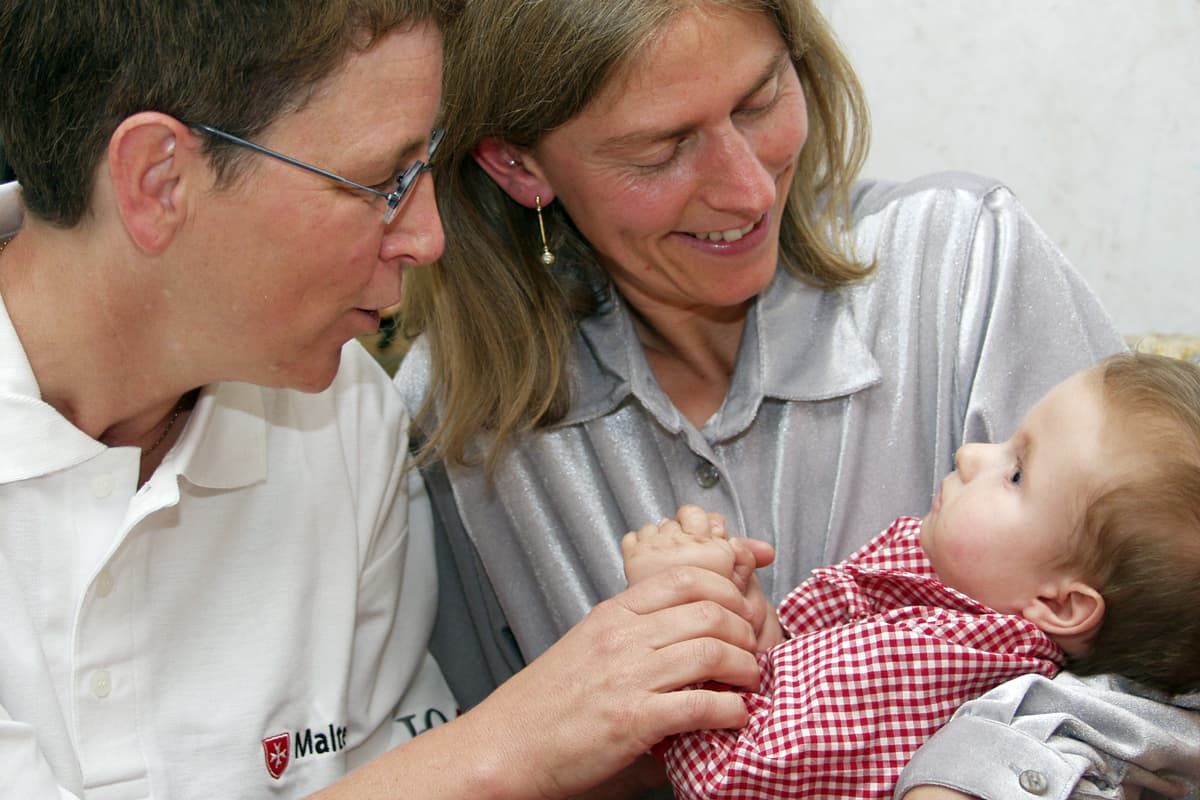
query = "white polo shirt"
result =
(0, 187, 450, 798)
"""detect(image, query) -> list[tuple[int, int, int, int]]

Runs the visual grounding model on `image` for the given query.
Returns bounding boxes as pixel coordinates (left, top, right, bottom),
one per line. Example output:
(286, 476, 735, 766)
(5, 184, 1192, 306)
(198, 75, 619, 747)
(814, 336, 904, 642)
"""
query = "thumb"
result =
(732, 537, 775, 569)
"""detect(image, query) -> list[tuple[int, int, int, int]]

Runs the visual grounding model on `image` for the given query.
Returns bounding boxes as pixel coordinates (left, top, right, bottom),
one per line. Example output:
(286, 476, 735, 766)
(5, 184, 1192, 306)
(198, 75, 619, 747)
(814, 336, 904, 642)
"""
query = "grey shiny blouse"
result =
(396, 171, 1126, 706)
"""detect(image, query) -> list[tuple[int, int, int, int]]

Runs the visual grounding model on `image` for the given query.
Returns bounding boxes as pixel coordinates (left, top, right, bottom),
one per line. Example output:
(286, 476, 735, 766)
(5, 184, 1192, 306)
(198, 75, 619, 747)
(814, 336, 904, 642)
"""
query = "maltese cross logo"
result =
(262, 732, 291, 780)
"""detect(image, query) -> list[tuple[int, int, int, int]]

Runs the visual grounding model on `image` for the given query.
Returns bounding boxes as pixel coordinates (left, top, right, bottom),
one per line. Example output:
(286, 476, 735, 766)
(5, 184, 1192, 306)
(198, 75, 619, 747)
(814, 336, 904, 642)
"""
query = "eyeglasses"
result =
(191, 124, 444, 224)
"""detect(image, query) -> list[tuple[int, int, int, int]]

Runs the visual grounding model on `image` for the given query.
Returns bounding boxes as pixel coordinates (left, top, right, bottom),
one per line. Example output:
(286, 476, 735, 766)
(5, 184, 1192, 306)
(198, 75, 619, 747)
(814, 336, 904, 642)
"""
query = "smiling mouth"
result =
(685, 215, 762, 243)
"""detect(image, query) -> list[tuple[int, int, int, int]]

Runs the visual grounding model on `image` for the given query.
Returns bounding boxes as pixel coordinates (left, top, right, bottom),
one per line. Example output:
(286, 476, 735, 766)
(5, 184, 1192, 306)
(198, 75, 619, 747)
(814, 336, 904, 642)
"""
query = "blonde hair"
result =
(1068, 352, 1200, 693)
(400, 0, 871, 470)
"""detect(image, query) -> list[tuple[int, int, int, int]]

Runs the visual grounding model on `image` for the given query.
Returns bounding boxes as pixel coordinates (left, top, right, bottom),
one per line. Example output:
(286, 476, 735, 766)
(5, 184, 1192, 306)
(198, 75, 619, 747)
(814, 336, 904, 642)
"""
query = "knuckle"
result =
(665, 564, 699, 593)
(690, 636, 724, 671)
(682, 687, 715, 721)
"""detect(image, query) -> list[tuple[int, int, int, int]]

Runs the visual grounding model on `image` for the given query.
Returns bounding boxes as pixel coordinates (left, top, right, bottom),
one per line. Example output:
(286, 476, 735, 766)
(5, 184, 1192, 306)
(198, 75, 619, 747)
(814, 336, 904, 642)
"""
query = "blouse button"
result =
(95, 569, 115, 598)
(694, 461, 720, 489)
(1018, 769, 1048, 795)
(91, 670, 112, 699)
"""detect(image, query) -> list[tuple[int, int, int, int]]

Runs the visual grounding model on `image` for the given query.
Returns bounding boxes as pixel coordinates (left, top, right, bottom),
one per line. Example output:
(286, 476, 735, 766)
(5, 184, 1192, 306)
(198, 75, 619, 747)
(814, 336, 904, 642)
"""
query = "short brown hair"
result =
(1068, 352, 1200, 693)
(0, 0, 452, 227)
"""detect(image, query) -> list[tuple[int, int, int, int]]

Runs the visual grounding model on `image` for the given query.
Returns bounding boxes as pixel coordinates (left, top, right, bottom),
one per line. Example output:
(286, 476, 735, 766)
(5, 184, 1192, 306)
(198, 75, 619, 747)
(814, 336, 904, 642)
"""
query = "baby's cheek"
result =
(926, 517, 990, 589)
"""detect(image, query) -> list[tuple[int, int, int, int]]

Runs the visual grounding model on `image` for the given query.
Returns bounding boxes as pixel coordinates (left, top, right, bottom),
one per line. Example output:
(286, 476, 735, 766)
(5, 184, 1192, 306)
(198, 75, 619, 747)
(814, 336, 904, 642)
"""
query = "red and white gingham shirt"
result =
(665, 516, 1064, 800)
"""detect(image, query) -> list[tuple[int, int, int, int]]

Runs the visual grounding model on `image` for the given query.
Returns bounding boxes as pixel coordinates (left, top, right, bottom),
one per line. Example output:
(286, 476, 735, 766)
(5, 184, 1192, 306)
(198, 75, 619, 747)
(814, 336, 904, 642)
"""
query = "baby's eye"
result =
(1010, 469, 1023, 486)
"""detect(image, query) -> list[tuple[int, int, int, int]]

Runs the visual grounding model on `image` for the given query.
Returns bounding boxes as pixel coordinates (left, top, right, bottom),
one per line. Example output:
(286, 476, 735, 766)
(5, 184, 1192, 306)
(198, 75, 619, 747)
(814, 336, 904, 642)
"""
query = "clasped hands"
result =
(623, 504, 783, 656)
(456, 504, 780, 799)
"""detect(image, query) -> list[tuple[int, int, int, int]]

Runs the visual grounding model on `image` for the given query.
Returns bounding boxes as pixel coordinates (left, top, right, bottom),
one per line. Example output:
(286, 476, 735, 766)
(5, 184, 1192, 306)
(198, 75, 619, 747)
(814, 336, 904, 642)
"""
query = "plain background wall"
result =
(819, 0, 1199, 335)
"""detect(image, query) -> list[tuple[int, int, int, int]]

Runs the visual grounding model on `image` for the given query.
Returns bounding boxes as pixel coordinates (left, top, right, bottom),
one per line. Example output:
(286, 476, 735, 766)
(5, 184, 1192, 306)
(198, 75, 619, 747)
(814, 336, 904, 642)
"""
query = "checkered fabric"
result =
(665, 516, 1064, 799)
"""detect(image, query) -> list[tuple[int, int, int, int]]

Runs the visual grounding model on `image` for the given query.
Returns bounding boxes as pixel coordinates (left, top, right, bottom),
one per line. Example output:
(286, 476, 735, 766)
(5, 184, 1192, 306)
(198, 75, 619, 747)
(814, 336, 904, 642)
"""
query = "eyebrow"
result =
(595, 49, 792, 156)
(355, 133, 430, 184)
(1016, 429, 1034, 474)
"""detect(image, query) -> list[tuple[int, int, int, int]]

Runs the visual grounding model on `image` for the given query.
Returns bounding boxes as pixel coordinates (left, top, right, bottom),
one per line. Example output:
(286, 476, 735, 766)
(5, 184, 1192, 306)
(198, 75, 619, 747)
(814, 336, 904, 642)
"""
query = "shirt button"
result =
(91, 670, 112, 699)
(95, 569, 115, 598)
(694, 461, 720, 489)
(92, 473, 115, 498)
(1018, 769, 1049, 795)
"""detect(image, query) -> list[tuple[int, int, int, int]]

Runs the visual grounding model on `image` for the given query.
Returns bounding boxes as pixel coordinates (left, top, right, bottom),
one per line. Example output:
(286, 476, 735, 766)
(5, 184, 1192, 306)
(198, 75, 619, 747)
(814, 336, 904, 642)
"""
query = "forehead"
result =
(584, 6, 785, 127)
(267, 22, 443, 159)
(1026, 370, 1114, 493)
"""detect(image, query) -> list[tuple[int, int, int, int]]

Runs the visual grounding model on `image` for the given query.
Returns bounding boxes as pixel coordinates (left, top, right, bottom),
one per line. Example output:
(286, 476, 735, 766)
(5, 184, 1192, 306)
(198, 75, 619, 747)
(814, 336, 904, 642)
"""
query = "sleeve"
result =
(338, 345, 455, 765)
(894, 673, 1200, 800)
(952, 181, 1127, 444)
(386, 466, 459, 744)
(421, 456, 528, 710)
(392, 340, 527, 711)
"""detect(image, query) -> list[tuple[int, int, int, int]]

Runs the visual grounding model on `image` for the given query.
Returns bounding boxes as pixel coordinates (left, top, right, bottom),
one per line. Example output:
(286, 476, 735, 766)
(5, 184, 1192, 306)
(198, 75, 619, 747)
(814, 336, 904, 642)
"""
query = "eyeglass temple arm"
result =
(191, 124, 392, 200)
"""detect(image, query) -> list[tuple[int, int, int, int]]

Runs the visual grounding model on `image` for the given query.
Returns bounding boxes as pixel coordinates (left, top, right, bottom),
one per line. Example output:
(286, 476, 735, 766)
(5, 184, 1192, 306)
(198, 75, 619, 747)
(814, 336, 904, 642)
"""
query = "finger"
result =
(656, 519, 685, 540)
(637, 597, 757, 655)
(620, 531, 639, 560)
(612, 565, 753, 620)
(706, 511, 728, 538)
(625, 521, 663, 550)
(646, 634, 762, 693)
(728, 540, 758, 594)
(675, 504, 713, 538)
(638, 686, 752, 743)
(729, 539, 757, 572)
(638, 686, 748, 743)
(731, 537, 775, 568)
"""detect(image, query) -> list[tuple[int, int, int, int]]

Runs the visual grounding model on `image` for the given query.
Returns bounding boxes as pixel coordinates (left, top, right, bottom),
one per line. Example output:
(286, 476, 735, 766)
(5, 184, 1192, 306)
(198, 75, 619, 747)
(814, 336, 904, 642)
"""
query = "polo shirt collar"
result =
(0, 181, 22, 237)
(562, 269, 880, 432)
(170, 380, 267, 490)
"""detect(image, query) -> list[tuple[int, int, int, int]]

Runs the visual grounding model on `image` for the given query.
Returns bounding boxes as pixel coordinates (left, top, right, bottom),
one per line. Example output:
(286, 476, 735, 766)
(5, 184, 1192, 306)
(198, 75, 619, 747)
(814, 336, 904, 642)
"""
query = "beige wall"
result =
(821, 0, 1200, 335)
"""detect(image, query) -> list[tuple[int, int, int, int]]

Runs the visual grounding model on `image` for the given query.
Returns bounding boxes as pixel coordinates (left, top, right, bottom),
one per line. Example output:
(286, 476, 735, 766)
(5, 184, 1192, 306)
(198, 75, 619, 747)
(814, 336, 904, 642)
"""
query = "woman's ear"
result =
(1021, 581, 1105, 657)
(472, 136, 555, 209)
(108, 111, 195, 253)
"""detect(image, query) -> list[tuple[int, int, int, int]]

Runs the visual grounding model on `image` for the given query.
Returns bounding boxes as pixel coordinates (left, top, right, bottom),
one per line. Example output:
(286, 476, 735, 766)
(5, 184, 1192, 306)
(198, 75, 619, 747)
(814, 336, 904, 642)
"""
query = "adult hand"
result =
(461, 564, 762, 799)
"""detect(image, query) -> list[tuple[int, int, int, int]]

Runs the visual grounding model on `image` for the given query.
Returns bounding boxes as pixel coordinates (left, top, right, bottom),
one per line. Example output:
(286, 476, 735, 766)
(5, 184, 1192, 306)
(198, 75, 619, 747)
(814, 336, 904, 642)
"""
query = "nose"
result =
(953, 442, 993, 481)
(380, 171, 445, 266)
(700, 124, 776, 216)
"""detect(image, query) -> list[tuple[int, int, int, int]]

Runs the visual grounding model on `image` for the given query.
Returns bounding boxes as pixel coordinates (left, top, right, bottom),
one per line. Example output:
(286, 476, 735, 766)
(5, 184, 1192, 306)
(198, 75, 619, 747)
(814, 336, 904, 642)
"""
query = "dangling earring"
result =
(535, 195, 556, 266)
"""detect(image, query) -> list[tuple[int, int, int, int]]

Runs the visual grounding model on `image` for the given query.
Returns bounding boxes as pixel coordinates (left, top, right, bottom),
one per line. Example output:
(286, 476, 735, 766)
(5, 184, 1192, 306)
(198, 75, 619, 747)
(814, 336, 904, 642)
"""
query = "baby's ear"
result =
(1021, 581, 1105, 657)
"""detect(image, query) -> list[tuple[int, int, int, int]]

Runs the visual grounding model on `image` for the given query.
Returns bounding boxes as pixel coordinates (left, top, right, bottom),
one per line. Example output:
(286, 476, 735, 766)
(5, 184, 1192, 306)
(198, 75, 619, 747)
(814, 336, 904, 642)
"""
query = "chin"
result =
(270, 350, 343, 394)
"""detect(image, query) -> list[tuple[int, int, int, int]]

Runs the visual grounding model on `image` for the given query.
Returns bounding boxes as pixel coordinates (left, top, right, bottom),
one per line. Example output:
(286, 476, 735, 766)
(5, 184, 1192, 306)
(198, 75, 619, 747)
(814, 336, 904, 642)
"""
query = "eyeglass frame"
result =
(189, 123, 444, 224)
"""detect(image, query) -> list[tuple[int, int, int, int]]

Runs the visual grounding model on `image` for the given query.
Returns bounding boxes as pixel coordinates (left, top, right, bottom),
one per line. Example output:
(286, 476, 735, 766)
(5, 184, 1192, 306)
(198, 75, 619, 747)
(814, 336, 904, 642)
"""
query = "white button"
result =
(91, 670, 112, 699)
(91, 473, 115, 498)
(95, 569, 115, 598)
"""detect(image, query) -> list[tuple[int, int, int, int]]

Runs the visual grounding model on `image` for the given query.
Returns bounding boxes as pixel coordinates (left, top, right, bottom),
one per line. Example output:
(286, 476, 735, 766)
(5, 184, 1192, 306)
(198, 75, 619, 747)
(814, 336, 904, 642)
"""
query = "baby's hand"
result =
(622, 504, 783, 653)
(621, 507, 737, 588)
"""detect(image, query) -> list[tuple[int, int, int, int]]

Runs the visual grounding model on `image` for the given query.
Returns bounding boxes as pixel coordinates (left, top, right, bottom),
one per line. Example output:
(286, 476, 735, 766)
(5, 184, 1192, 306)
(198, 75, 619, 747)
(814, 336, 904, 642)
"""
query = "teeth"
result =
(690, 220, 757, 243)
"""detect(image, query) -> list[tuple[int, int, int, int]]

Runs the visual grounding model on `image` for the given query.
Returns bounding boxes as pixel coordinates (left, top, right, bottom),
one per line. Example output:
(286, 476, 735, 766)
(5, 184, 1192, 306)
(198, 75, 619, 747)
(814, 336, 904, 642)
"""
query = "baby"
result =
(623, 352, 1200, 800)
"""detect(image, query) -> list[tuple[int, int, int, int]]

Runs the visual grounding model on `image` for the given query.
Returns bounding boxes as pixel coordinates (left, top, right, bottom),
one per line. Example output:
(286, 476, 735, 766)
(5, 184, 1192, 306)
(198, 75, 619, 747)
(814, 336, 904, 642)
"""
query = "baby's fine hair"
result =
(1068, 351, 1200, 694)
